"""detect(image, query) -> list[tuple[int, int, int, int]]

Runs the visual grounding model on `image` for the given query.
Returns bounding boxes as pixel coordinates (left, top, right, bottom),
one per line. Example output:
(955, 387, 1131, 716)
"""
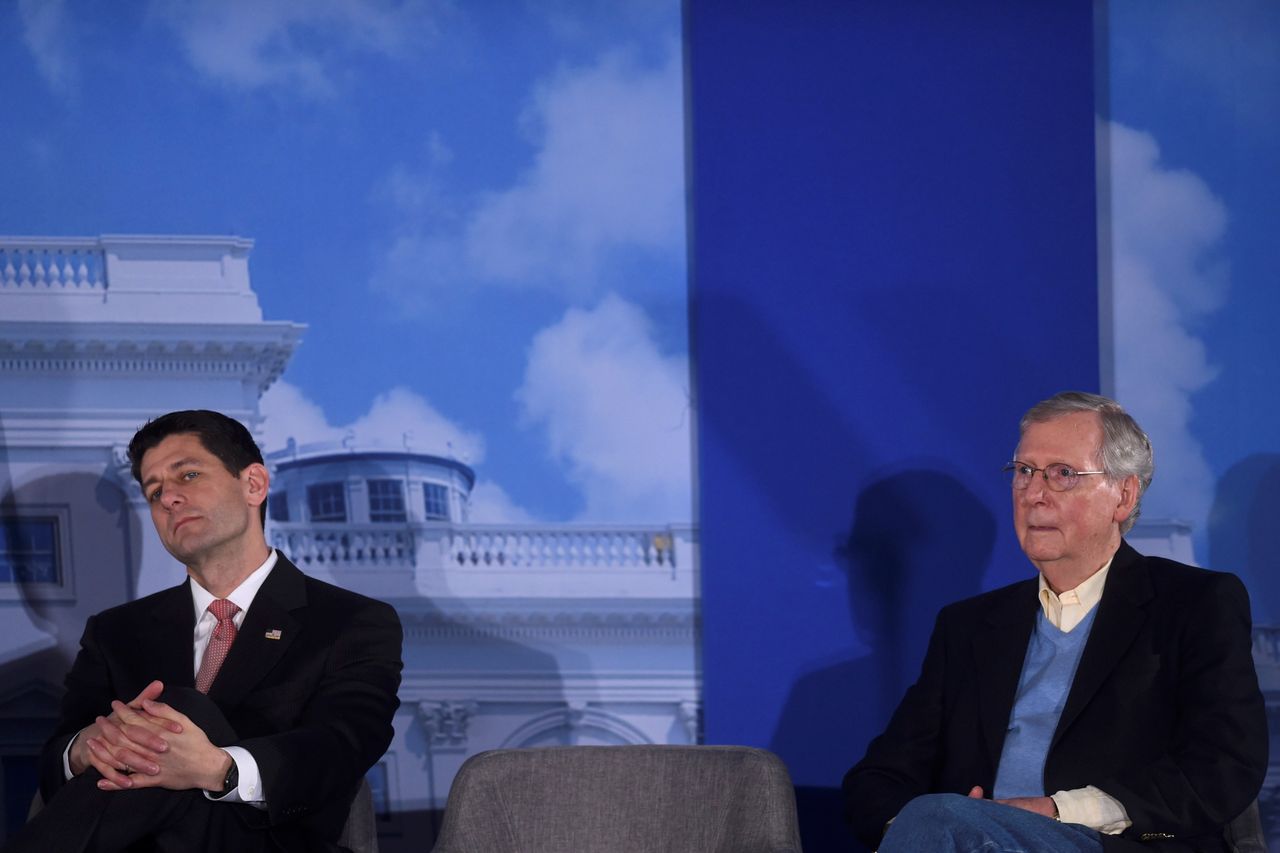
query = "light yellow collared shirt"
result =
(1039, 557, 1132, 835)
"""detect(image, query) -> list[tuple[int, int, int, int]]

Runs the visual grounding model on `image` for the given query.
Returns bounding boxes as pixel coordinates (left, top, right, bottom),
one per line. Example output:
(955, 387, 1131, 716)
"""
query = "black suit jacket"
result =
(38, 555, 404, 852)
(843, 542, 1267, 853)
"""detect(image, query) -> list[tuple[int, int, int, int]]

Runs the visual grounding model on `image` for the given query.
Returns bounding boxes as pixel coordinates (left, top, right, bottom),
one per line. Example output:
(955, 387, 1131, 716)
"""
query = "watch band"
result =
(220, 756, 239, 797)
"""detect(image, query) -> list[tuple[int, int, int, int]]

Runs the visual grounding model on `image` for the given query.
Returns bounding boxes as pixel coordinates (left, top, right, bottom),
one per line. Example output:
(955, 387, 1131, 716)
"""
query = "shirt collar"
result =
(191, 549, 278, 619)
(1038, 553, 1114, 628)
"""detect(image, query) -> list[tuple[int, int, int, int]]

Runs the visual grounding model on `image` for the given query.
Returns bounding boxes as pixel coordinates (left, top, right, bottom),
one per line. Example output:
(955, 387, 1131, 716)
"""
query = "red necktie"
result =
(195, 599, 240, 693)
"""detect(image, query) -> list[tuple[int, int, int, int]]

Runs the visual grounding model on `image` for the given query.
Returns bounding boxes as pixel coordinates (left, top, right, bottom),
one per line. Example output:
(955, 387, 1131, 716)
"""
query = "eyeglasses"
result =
(1003, 461, 1106, 492)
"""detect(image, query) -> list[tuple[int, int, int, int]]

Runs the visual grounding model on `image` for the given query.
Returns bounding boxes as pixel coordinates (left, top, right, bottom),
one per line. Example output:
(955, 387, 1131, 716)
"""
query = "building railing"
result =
(271, 525, 416, 567)
(269, 522, 688, 573)
(447, 526, 678, 570)
(0, 238, 107, 290)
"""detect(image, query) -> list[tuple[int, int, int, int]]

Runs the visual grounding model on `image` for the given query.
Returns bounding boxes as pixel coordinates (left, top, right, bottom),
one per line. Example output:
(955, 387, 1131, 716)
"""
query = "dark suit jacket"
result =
(843, 541, 1267, 853)
(38, 555, 404, 852)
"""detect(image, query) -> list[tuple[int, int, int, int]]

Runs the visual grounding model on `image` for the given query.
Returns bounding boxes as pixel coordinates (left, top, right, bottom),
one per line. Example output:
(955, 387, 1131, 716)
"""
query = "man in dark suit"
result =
(8, 410, 403, 852)
(843, 392, 1266, 852)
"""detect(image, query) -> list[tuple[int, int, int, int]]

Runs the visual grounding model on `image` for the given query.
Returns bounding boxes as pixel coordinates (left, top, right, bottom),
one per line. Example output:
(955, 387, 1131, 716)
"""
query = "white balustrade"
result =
(268, 522, 683, 574)
(447, 527, 678, 570)
(271, 525, 416, 568)
(0, 239, 106, 290)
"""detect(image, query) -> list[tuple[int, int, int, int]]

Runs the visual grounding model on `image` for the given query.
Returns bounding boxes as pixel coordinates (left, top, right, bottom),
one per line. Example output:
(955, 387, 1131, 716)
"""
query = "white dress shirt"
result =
(189, 549, 277, 806)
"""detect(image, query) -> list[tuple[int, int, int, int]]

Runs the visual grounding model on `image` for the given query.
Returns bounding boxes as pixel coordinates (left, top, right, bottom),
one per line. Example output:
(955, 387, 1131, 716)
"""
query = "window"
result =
(0, 517, 60, 584)
(423, 482, 450, 520)
(307, 482, 347, 523)
(367, 479, 406, 523)
(268, 491, 289, 523)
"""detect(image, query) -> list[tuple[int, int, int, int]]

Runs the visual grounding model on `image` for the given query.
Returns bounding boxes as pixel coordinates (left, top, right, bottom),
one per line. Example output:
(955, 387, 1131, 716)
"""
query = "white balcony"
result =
(269, 521, 698, 601)
(0, 234, 265, 324)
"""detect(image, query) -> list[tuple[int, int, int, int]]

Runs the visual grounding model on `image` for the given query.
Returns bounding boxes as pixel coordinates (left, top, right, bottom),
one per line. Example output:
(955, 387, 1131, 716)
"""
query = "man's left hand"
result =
(968, 786, 1058, 819)
(92, 698, 230, 793)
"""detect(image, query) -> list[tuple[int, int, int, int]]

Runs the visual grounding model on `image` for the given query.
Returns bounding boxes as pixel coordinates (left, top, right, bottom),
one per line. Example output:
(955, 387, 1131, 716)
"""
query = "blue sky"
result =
(1102, 0, 1280, 562)
(0, 0, 692, 524)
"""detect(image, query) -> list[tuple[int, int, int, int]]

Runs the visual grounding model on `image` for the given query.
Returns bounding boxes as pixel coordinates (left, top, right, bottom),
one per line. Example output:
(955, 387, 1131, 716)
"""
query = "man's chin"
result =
(1019, 540, 1063, 564)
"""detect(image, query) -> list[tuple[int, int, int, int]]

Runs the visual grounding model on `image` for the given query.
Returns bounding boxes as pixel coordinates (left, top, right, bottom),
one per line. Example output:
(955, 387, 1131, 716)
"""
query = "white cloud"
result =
(18, 0, 76, 94)
(373, 39, 685, 307)
(516, 294, 692, 523)
(467, 480, 537, 524)
(463, 43, 685, 287)
(258, 381, 484, 463)
(1106, 121, 1228, 536)
(150, 0, 440, 96)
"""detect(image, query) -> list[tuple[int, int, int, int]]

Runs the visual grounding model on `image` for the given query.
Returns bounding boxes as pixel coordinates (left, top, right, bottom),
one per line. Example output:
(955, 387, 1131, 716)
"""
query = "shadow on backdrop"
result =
(771, 470, 994, 852)
(1209, 454, 1280, 847)
(1209, 453, 1280, 626)
(0, 472, 142, 842)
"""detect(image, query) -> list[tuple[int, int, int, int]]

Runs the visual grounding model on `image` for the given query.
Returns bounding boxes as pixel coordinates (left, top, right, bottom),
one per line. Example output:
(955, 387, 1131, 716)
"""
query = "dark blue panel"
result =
(686, 2, 1098, 847)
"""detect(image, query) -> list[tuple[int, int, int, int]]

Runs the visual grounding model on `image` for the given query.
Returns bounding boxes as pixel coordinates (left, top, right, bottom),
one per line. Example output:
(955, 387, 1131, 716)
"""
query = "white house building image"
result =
(0, 235, 698, 849)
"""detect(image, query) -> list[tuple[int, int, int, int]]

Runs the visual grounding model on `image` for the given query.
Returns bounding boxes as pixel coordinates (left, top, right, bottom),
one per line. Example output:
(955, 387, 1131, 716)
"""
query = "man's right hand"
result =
(69, 680, 183, 784)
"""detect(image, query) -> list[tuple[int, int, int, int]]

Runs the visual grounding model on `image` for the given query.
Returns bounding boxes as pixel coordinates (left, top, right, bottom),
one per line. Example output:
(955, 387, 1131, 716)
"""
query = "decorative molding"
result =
(399, 607, 696, 642)
(0, 322, 303, 394)
(416, 700, 478, 748)
(0, 344, 296, 391)
(400, 671, 699, 708)
(499, 704, 652, 748)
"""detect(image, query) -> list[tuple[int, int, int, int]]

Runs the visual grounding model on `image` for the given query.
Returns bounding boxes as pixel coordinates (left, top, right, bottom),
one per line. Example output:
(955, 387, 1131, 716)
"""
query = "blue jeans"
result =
(877, 793, 1105, 853)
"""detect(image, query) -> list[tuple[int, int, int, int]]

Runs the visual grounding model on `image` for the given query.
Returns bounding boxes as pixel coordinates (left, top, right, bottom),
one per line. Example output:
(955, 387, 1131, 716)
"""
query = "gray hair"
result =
(1019, 391, 1154, 534)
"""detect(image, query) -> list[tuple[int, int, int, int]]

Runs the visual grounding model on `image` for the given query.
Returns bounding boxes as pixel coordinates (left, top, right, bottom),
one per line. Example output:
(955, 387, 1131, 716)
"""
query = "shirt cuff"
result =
(204, 746, 267, 809)
(62, 731, 80, 780)
(1051, 786, 1131, 834)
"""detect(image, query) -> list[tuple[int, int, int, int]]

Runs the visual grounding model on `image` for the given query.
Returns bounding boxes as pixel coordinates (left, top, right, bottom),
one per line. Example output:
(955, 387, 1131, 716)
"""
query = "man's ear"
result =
(242, 462, 270, 510)
(1113, 474, 1140, 524)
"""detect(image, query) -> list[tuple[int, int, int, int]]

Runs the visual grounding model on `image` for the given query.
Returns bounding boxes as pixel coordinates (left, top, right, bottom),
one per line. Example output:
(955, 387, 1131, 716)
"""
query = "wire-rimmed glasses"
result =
(1003, 461, 1105, 492)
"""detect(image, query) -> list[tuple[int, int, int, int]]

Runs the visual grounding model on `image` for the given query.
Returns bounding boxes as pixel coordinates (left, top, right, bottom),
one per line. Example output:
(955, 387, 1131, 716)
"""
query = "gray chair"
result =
(431, 744, 803, 853)
(338, 777, 380, 853)
(1224, 799, 1268, 853)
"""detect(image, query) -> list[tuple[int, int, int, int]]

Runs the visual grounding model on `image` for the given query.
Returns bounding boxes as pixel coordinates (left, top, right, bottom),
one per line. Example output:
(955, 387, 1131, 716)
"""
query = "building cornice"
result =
(398, 603, 697, 642)
(0, 321, 303, 393)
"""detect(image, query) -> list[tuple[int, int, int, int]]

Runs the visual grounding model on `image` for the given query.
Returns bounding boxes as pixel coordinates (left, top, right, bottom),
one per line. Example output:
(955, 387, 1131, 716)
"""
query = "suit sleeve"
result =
(238, 597, 403, 827)
(842, 609, 950, 850)
(1101, 572, 1267, 841)
(38, 614, 115, 800)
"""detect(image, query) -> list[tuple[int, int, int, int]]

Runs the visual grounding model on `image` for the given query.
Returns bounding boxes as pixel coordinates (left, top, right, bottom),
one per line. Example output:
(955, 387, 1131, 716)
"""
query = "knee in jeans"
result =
(897, 793, 977, 825)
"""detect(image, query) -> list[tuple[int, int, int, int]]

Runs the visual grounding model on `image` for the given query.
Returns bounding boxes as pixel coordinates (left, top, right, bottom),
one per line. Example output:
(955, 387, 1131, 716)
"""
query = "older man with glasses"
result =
(843, 391, 1266, 853)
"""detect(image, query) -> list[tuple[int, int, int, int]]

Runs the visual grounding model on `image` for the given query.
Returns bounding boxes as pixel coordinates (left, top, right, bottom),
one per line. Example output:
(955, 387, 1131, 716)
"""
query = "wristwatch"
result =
(219, 755, 239, 797)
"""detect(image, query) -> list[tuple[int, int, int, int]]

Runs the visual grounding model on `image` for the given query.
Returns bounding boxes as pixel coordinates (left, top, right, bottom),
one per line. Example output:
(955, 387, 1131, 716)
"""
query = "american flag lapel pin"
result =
(265, 629, 283, 640)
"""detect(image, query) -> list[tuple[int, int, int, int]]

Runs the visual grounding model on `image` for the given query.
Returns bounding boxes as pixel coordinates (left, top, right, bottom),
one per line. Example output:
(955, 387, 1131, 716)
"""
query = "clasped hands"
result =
(70, 680, 231, 794)
(967, 785, 1058, 819)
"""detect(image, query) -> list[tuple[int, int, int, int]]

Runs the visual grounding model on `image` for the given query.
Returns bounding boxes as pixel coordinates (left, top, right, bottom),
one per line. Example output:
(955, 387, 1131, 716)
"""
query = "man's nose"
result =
(160, 486, 184, 510)
(1021, 473, 1051, 501)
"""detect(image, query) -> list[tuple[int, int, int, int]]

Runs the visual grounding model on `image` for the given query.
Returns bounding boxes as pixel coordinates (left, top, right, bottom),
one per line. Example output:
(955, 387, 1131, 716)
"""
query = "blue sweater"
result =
(992, 605, 1099, 798)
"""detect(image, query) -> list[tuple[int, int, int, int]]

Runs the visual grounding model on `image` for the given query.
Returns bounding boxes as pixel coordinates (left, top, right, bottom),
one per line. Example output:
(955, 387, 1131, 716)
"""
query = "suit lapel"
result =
(147, 581, 199, 689)
(972, 581, 1039, 773)
(207, 556, 306, 708)
(1051, 541, 1153, 748)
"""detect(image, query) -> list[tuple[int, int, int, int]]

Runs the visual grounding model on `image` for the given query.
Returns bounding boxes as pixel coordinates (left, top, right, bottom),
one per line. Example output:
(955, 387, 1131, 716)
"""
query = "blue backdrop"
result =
(686, 3, 1099, 849)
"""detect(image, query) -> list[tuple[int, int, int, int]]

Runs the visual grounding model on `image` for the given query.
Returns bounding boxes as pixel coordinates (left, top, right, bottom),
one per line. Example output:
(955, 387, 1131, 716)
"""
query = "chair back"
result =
(338, 777, 379, 853)
(431, 744, 802, 853)
(1224, 799, 1267, 853)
